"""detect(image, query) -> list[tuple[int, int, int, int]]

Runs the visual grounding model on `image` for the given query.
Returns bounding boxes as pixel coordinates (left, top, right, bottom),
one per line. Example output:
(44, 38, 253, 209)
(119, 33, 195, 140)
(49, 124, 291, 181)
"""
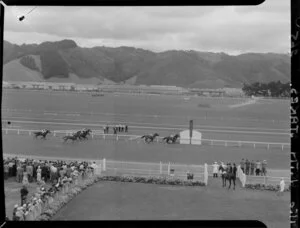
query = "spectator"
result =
(16, 165, 24, 183)
(20, 185, 29, 205)
(36, 166, 42, 184)
(22, 170, 29, 186)
(277, 178, 285, 196)
(212, 162, 219, 178)
(262, 160, 267, 176)
(245, 159, 250, 175)
(258, 160, 262, 176)
(250, 160, 255, 176)
(240, 159, 245, 173)
(26, 163, 33, 183)
(8, 160, 14, 177)
(4, 162, 9, 180)
(255, 160, 260, 176)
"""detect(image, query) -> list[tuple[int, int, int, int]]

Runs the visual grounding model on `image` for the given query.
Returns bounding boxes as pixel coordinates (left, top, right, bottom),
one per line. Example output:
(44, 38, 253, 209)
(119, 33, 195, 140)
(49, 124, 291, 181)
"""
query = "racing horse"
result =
(219, 164, 236, 190)
(141, 133, 159, 143)
(33, 129, 51, 139)
(162, 134, 180, 144)
(79, 129, 92, 140)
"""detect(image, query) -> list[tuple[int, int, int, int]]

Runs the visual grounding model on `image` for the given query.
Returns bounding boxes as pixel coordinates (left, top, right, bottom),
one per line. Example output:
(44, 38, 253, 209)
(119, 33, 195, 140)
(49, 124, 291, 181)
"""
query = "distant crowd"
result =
(240, 159, 267, 176)
(3, 156, 99, 220)
(103, 124, 128, 134)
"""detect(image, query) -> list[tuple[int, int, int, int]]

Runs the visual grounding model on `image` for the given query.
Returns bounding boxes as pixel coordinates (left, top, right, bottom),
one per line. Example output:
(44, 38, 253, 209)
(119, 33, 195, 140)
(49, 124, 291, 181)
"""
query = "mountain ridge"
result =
(3, 39, 290, 88)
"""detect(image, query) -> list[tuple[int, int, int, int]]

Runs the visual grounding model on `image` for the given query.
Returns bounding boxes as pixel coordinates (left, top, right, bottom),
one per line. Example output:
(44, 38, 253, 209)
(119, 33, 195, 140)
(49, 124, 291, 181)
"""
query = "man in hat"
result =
(245, 159, 250, 175)
(20, 185, 28, 205)
(277, 178, 285, 196)
(12, 204, 18, 220)
(240, 159, 245, 173)
(262, 160, 267, 176)
(250, 160, 255, 176)
(212, 162, 219, 178)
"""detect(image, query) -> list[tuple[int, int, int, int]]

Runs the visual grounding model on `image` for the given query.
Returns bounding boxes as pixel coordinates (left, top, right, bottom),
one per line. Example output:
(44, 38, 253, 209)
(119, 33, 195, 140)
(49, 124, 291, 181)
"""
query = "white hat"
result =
(14, 204, 18, 208)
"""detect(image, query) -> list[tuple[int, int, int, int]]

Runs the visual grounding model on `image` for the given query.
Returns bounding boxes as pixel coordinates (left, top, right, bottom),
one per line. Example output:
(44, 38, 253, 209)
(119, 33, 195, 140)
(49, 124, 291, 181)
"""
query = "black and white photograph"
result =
(2, 1, 291, 227)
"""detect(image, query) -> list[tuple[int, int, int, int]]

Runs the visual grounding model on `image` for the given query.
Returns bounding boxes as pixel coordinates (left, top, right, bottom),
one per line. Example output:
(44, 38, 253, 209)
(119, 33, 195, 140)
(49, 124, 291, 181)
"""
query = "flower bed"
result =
(96, 175, 206, 186)
(245, 183, 290, 192)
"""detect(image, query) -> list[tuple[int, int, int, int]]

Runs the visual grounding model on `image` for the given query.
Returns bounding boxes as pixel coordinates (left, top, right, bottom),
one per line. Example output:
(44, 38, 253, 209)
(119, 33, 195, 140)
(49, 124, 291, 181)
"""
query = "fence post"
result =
(204, 163, 208, 186)
(282, 144, 284, 150)
(6, 129, 8, 134)
(267, 144, 270, 150)
(168, 162, 171, 175)
(18, 129, 20, 135)
(253, 143, 256, 148)
(103, 158, 106, 171)
(116, 135, 118, 141)
(29, 131, 31, 136)
(53, 131, 56, 137)
(92, 133, 94, 139)
(160, 162, 162, 174)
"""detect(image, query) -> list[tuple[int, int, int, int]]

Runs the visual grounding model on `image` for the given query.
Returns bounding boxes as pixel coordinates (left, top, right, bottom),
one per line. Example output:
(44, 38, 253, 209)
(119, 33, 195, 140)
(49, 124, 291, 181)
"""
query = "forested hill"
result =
(3, 40, 290, 88)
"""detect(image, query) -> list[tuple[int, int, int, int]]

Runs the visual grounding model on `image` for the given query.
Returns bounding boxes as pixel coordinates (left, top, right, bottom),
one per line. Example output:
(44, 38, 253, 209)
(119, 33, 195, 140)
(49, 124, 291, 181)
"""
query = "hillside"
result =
(3, 40, 290, 88)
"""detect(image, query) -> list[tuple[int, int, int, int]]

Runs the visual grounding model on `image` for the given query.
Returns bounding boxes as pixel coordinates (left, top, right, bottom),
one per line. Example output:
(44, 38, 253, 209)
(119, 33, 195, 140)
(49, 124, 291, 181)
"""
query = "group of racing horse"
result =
(33, 128, 181, 144)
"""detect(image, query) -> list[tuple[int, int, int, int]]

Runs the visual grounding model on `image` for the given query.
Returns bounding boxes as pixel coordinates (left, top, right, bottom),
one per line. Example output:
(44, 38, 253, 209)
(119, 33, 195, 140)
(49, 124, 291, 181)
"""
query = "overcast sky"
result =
(4, 1, 290, 55)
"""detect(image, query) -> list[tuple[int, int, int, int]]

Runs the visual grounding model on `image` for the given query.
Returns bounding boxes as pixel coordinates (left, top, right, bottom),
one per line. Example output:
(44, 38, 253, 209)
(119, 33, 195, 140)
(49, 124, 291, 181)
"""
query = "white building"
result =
(179, 130, 202, 145)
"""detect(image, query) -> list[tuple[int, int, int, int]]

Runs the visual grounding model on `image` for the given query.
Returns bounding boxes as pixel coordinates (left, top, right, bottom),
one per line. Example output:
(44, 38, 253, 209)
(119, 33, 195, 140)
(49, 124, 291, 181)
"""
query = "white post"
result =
(253, 143, 256, 148)
(5, 129, 8, 134)
(116, 135, 119, 141)
(204, 163, 208, 186)
(160, 162, 162, 174)
(168, 162, 171, 175)
(18, 129, 20, 135)
(103, 158, 106, 171)
(53, 131, 56, 137)
(92, 133, 94, 139)
(267, 144, 270, 150)
(225, 141, 227, 147)
(282, 144, 284, 150)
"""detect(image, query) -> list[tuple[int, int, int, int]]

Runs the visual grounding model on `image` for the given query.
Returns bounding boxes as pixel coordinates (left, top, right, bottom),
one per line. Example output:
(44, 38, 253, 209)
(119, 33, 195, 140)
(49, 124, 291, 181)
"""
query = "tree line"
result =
(242, 81, 290, 97)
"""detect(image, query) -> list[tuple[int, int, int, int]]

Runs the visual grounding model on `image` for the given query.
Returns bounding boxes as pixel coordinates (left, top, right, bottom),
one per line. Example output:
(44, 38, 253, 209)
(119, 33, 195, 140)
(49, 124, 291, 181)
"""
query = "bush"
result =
(96, 175, 206, 187)
(245, 183, 290, 192)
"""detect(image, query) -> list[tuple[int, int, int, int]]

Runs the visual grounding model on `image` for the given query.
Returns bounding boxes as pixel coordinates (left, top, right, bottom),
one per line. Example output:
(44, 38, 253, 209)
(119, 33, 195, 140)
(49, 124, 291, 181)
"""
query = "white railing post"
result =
(116, 135, 118, 141)
(92, 133, 94, 139)
(53, 131, 56, 137)
(29, 131, 31, 135)
(267, 144, 270, 150)
(160, 162, 162, 174)
(102, 158, 106, 171)
(253, 143, 256, 148)
(18, 129, 20, 135)
(282, 144, 284, 150)
(204, 163, 208, 186)
(168, 162, 171, 175)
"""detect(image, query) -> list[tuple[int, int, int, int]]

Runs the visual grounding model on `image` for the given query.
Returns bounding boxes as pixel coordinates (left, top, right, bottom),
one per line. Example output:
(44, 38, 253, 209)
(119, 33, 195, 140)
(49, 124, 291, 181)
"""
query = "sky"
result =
(4, 1, 290, 55)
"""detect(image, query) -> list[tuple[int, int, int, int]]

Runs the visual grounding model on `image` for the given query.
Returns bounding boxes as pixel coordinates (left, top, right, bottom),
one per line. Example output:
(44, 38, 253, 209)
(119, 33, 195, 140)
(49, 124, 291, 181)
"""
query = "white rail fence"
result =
(4, 153, 289, 187)
(2, 128, 290, 150)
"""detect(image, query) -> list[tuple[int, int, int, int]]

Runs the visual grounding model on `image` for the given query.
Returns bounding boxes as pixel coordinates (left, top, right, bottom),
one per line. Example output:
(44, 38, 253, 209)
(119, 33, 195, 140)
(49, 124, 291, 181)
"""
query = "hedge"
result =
(245, 183, 290, 192)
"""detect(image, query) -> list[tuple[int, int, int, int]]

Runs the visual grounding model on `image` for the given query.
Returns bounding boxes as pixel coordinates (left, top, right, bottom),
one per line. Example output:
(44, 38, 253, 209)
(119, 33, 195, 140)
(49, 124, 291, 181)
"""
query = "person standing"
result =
(240, 159, 245, 173)
(258, 160, 262, 176)
(250, 160, 255, 176)
(277, 178, 285, 196)
(22, 171, 29, 186)
(212, 162, 219, 178)
(16, 165, 23, 183)
(4, 162, 9, 180)
(262, 160, 267, 176)
(36, 166, 42, 184)
(20, 185, 28, 205)
(255, 160, 260, 176)
(245, 159, 250, 175)
(125, 125, 128, 133)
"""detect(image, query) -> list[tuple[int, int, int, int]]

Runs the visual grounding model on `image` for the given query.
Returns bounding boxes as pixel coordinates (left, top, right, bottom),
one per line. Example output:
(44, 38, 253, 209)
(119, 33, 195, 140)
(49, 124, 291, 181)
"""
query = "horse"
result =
(219, 165, 236, 190)
(141, 133, 159, 143)
(162, 134, 180, 144)
(33, 129, 51, 139)
(79, 129, 92, 140)
(62, 135, 79, 143)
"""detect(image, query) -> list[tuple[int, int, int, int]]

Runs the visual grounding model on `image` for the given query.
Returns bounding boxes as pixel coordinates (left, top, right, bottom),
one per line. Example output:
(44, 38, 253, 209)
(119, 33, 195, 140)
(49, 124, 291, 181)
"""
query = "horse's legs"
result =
(228, 179, 231, 189)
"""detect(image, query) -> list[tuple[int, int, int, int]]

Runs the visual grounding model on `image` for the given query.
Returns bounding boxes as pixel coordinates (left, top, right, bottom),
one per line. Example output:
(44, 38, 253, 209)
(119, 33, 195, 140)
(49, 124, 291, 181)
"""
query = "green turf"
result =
(52, 180, 290, 227)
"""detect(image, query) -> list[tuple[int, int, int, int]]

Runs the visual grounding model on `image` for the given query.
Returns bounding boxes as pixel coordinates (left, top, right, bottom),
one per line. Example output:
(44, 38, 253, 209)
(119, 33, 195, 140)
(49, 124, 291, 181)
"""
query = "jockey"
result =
(41, 129, 46, 134)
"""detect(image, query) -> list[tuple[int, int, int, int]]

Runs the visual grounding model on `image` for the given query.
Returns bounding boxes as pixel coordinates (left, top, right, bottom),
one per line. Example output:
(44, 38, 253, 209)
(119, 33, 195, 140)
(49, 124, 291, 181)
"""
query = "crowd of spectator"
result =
(103, 124, 128, 134)
(240, 159, 267, 176)
(4, 156, 100, 220)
